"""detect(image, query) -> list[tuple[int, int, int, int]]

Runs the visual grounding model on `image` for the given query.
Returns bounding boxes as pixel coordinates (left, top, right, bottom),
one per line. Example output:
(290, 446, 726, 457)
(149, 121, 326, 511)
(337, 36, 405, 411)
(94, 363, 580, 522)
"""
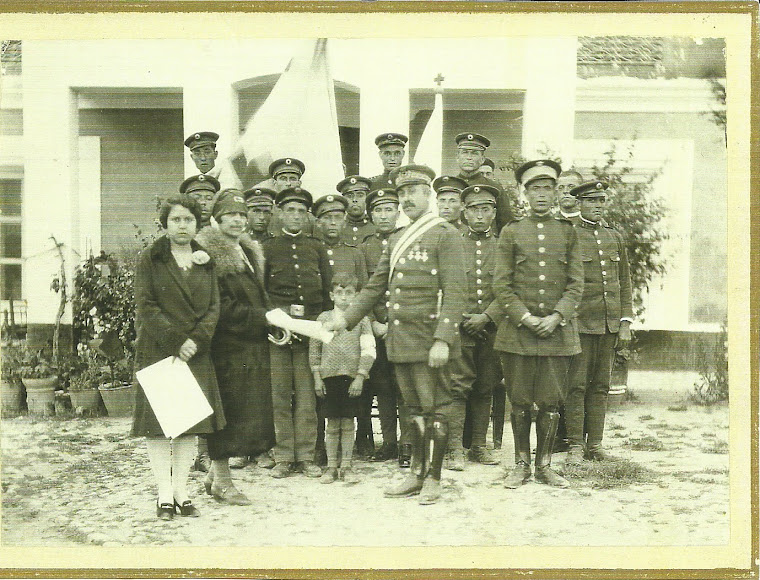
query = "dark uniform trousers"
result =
(368, 337, 404, 446)
(500, 353, 570, 408)
(394, 362, 453, 415)
(564, 219, 633, 451)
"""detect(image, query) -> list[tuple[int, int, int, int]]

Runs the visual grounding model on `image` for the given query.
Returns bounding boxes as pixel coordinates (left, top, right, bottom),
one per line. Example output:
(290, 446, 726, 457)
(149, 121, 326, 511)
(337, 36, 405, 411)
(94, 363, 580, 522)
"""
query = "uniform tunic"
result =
(131, 236, 225, 437)
(492, 213, 583, 408)
(322, 239, 368, 289)
(565, 218, 633, 447)
(342, 216, 376, 247)
(344, 215, 467, 414)
(369, 170, 395, 191)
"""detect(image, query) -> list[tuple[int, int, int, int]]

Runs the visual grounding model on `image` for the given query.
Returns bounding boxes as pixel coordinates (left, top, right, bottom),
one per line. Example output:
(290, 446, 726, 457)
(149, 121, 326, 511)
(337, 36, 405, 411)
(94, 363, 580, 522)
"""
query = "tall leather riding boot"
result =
(446, 399, 467, 471)
(468, 393, 499, 464)
(491, 383, 506, 449)
(420, 414, 448, 505)
(534, 410, 570, 488)
(384, 415, 425, 497)
(503, 406, 532, 488)
(554, 404, 569, 452)
(462, 400, 473, 450)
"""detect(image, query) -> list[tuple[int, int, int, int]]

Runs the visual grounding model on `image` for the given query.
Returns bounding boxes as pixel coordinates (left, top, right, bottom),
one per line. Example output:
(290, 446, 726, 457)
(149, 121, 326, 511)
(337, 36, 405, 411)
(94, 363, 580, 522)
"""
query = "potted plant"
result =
(1, 340, 26, 416)
(19, 347, 58, 416)
(66, 349, 104, 416)
(98, 353, 135, 418)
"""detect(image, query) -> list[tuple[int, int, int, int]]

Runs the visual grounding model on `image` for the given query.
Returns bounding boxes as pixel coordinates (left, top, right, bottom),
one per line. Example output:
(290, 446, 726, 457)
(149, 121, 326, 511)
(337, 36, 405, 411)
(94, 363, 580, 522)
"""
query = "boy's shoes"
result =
(298, 460, 323, 478)
(271, 463, 292, 479)
(319, 468, 338, 484)
(340, 467, 360, 484)
(469, 446, 500, 465)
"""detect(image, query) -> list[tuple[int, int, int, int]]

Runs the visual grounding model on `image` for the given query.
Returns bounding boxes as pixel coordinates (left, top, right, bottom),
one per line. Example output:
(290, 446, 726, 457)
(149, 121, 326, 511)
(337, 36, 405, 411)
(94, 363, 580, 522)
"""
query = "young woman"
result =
(131, 194, 225, 520)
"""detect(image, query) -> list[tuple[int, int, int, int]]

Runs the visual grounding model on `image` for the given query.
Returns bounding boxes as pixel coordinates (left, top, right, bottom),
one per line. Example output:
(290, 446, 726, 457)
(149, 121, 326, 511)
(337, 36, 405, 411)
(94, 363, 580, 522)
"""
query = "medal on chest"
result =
(407, 242, 429, 263)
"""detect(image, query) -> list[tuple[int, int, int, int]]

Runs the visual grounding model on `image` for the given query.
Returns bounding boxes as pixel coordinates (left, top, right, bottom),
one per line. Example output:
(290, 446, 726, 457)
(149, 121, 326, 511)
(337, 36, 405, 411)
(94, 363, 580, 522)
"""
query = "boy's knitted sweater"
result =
(310, 310, 376, 379)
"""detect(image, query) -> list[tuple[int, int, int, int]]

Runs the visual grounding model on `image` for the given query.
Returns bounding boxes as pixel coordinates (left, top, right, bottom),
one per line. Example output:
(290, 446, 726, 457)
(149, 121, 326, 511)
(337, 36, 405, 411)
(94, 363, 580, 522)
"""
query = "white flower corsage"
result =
(191, 250, 211, 265)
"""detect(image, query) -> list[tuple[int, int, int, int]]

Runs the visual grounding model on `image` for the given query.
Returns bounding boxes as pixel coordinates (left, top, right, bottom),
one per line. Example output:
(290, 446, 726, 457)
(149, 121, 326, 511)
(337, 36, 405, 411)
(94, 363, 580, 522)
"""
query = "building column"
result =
(359, 85, 410, 178)
(521, 37, 577, 165)
(22, 41, 79, 328)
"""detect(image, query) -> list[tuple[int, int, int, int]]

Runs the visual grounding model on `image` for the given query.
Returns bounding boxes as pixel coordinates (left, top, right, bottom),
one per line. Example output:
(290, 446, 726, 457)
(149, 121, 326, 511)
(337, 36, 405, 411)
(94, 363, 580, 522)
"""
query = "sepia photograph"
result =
(0, 3, 754, 576)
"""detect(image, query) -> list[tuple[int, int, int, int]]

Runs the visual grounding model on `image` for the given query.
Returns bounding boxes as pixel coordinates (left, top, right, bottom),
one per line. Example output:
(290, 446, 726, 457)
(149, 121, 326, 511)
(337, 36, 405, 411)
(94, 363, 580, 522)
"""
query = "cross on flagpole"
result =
(434, 73, 445, 86)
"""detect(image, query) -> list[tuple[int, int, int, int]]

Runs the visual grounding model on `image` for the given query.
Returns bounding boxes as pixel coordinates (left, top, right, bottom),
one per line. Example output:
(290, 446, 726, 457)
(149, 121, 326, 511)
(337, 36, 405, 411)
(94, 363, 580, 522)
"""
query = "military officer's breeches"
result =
(499, 353, 570, 409)
(394, 362, 453, 416)
(270, 340, 318, 463)
(565, 332, 617, 447)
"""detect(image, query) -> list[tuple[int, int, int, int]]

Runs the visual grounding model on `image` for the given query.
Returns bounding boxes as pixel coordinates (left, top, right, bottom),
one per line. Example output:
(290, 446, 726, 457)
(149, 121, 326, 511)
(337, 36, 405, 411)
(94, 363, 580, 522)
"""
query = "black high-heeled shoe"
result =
(156, 501, 175, 520)
(174, 499, 201, 517)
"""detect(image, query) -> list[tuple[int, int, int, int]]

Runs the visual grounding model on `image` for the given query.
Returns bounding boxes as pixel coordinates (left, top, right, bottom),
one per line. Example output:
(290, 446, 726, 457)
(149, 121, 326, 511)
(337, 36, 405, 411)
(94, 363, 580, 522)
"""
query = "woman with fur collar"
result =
(196, 191, 275, 506)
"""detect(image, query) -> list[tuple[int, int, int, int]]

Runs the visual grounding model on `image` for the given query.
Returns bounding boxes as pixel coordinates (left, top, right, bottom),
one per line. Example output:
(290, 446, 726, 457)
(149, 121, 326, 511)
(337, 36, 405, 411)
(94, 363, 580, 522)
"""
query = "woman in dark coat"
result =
(131, 194, 225, 520)
(195, 190, 275, 505)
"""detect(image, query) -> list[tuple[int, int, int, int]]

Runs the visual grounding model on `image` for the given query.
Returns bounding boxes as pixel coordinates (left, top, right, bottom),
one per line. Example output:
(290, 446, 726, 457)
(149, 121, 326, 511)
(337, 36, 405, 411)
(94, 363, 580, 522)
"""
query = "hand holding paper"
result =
(266, 308, 334, 343)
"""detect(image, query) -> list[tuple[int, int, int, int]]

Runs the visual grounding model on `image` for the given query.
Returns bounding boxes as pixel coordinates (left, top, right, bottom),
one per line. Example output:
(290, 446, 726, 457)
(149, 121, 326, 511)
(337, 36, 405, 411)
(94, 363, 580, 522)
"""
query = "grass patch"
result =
(649, 422, 689, 432)
(607, 421, 626, 431)
(701, 440, 728, 454)
(638, 414, 654, 421)
(623, 435, 664, 451)
(668, 404, 688, 412)
(564, 458, 658, 489)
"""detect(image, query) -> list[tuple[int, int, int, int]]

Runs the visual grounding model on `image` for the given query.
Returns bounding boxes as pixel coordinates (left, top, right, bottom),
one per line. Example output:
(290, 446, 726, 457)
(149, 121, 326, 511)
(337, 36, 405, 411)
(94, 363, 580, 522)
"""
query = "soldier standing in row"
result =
(325, 164, 467, 505)
(564, 180, 633, 464)
(265, 158, 317, 237)
(479, 158, 496, 181)
(447, 184, 503, 470)
(433, 175, 468, 232)
(360, 188, 410, 466)
(180, 174, 220, 229)
(493, 159, 583, 490)
(454, 133, 513, 232)
(369, 133, 408, 190)
(263, 187, 332, 479)
(244, 187, 276, 244)
(555, 169, 584, 224)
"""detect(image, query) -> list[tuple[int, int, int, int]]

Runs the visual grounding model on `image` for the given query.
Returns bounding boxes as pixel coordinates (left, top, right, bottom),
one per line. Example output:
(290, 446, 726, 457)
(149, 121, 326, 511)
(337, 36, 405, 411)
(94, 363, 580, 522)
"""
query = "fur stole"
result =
(195, 227, 266, 287)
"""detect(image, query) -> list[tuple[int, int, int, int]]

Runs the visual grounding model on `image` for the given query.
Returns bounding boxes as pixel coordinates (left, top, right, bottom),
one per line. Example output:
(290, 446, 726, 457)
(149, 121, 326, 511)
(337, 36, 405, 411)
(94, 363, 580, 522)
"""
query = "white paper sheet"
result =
(135, 357, 213, 439)
(266, 308, 334, 343)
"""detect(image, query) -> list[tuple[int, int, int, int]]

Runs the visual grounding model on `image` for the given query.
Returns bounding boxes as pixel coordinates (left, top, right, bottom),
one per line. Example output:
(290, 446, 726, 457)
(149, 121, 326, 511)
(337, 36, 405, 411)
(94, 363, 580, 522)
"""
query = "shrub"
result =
(1, 340, 25, 383)
(690, 320, 728, 405)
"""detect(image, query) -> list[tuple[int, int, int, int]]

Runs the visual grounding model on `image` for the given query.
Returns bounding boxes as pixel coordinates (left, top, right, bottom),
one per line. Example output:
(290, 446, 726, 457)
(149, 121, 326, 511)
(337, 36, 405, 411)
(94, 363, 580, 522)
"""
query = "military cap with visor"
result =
(374, 133, 409, 149)
(461, 184, 499, 207)
(514, 159, 562, 187)
(313, 194, 349, 218)
(269, 157, 306, 179)
(336, 175, 372, 194)
(243, 187, 276, 208)
(455, 132, 491, 150)
(390, 164, 436, 189)
(275, 187, 313, 210)
(432, 175, 469, 196)
(570, 180, 609, 199)
(366, 188, 400, 213)
(184, 131, 219, 150)
(179, 173, 221, 194)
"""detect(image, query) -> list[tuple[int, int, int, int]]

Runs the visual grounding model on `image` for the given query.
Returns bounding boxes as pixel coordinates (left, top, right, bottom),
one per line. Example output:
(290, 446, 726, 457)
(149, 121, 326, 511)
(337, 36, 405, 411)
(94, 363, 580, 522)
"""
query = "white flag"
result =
(236, 39, 344, 196)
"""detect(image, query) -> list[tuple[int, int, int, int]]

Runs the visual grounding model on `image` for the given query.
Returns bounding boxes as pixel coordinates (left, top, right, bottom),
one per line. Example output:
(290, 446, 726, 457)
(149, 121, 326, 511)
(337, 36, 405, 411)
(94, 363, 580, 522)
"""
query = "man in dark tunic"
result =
(433, 175, 468, 232)
(492, 159, 583, 489)
(337, 175, 377, 247)
(369, 133, 408, 190)
(180, 174, 220, 229)
(263, 187, 332, 479)
(324, 164, 467, 504)
(555, 169, 584, 225)
(244, 187, 276, 243)
(564, 180, 633, 464)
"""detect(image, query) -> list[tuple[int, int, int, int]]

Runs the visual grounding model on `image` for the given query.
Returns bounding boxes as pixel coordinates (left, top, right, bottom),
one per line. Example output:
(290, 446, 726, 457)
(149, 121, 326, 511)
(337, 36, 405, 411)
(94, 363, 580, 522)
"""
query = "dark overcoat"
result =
(195, 228, 275, 459)
(131, 235, 225, 437)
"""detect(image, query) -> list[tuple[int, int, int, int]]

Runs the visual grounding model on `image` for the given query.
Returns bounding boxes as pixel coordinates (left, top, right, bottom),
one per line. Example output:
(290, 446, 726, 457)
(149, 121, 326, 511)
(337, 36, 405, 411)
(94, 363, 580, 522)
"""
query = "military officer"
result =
(263, 187, 332, 479)
(265, 158, 316, 236)
(243, 186, 276, 243)
(479, 158, 496, 181)
(313, 193, 371, 461)
(337, 176, 377, 247)
(369, 133, 408, 190)
(433, 175, 468, 232)
(555, 169, 584, 224)
(564, 180, 633, 464)
(454, 133, 513, 233)
(493, 159, 583, 489)
(324, 164, 467, 505)
(360, 188, 410, 466)
(446, 184, 503, 470)
(180, 173, 221, 229)
(184, 131, 243, 191)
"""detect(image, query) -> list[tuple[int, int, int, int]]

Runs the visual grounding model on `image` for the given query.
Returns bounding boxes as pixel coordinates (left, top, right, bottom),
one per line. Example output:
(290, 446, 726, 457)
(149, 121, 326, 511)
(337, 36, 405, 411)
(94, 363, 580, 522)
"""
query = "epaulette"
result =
(507, 216, 524, 225)
(555, 216, 575, 226)
(361, 232, 376, 244)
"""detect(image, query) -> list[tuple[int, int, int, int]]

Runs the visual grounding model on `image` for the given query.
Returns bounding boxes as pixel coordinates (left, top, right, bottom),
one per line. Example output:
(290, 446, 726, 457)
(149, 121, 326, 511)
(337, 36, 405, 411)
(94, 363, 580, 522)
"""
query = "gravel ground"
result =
(1, 371, 729, 548)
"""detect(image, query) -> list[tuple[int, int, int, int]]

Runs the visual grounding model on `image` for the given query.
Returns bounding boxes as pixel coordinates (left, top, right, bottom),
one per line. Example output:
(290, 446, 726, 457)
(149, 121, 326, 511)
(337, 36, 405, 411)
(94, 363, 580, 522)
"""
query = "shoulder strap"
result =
(388, 212, 446, 282)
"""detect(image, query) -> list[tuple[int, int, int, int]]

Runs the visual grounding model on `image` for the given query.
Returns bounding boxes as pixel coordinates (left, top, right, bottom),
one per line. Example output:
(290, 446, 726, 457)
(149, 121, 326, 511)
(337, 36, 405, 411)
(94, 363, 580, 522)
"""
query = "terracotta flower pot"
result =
(1, 379, 25, 416)
(23, 376, 58, 417)
(98, 383, 135, 417)
(69, 388, 103, 416)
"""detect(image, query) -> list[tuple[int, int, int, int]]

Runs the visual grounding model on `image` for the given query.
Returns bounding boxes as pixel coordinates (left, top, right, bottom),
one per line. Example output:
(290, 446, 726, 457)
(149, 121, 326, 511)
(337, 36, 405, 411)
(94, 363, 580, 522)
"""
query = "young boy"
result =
(310, 273, 376, 484)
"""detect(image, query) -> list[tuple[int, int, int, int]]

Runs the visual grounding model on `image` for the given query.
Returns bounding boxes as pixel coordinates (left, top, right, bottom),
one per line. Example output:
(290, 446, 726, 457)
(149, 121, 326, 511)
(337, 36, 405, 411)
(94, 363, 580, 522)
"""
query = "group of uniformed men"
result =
(180, 128, 633, 505)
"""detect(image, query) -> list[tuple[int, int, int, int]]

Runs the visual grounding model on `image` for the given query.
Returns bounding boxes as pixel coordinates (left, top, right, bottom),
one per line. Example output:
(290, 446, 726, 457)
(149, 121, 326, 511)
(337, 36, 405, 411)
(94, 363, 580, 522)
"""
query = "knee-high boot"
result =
(384, 414, 425, 497)
(419, 414, 448, 505)
(503, 406, 532, 488)
(534, 409, 570, 488)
